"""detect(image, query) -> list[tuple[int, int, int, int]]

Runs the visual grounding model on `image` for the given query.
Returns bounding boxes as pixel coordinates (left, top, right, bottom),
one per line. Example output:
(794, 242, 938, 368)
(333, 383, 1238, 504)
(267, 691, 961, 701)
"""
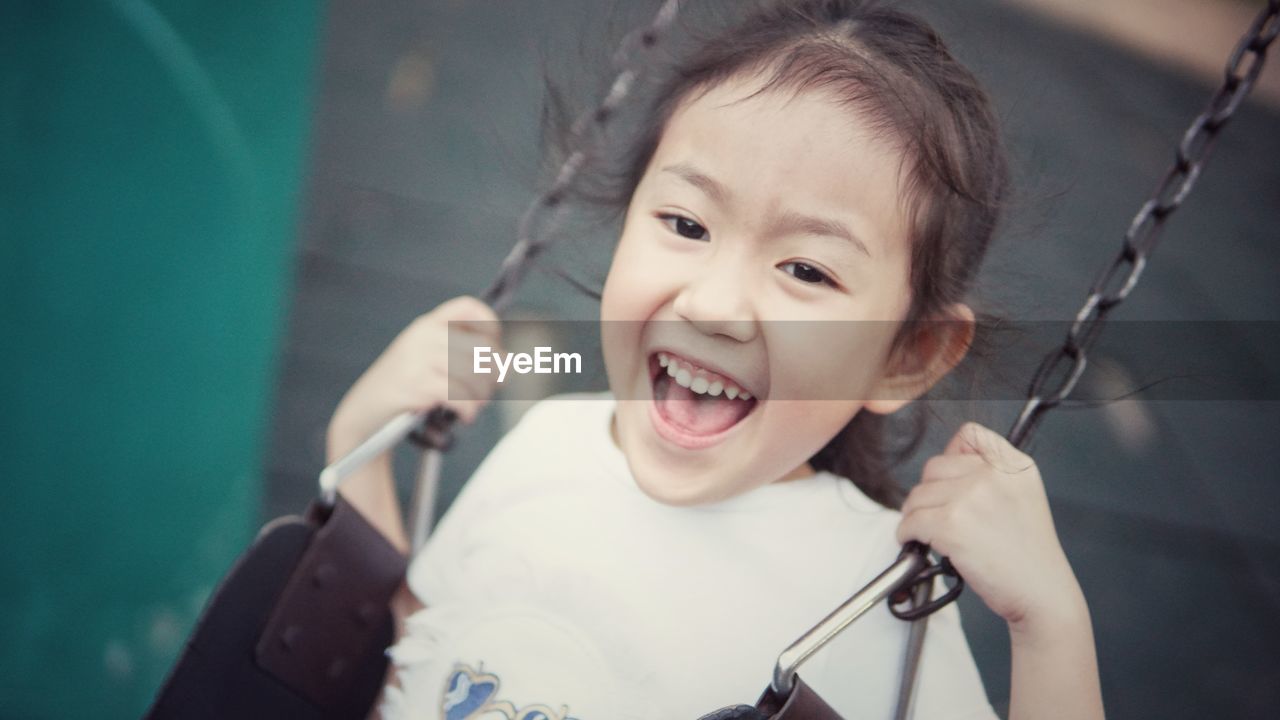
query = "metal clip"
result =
(888, 542, 964, 621)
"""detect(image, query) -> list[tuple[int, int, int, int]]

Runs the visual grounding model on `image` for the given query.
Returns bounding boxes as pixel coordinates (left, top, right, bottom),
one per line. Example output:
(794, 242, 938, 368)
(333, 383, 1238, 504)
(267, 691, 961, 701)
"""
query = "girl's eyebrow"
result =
(769, 209, 873, 259)
(660, 162, 873, 259)
(662, 162, 732, 206)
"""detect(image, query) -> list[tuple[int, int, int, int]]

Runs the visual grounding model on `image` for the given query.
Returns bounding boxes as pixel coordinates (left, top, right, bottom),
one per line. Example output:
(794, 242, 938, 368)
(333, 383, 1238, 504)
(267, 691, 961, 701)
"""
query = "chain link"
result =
(1007, 0, 1278, 448)
(895, 0, 1280, 621)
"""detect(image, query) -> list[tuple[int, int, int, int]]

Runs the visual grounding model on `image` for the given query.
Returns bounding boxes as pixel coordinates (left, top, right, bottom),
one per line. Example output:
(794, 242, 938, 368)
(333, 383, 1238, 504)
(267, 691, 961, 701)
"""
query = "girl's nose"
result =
(671, 259, 758, 342)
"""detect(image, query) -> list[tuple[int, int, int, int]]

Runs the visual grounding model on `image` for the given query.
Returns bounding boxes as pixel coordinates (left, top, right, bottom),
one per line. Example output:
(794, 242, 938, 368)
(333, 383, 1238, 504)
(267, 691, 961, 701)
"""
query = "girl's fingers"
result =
(413, 364, 487, 424)
(440, 358, 499, 421)
(445, 329, 502, 373)
(900, 477, 965, 515)
(441, 371, 488, 408)
(430, 295, 499, 325)
(943, 421, 1032, 474)
(385, 325, 501, 423)
(401, 300, 501, 362)
(896, 505, 956, 553)
(919, 453, 988, 484)
(443, 323, 503, 356)
(944, 421, 995, 456)
(441, 327, 504, 424)
(332, 296, 504, 447)
(428, 296, 501, 338)
(447, 326, 502, 351)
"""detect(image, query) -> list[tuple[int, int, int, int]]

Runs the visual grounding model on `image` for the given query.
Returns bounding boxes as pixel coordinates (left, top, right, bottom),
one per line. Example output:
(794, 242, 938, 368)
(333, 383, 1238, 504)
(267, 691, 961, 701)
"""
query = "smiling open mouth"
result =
(648, 352, 759, 439)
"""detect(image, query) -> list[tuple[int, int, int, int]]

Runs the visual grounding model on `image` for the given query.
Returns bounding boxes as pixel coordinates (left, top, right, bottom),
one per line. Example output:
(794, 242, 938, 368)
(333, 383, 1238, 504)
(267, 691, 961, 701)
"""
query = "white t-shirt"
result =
(380, 393, 997, 720)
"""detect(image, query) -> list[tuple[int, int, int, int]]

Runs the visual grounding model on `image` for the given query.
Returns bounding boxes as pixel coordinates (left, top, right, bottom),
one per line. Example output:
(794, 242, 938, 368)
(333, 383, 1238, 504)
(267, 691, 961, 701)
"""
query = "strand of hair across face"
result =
(480, 0, 683, 314)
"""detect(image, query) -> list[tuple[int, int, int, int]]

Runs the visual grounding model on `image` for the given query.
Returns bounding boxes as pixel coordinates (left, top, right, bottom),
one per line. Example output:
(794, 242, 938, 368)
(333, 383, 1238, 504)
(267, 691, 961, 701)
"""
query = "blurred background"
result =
(3, 0, 1278, 718)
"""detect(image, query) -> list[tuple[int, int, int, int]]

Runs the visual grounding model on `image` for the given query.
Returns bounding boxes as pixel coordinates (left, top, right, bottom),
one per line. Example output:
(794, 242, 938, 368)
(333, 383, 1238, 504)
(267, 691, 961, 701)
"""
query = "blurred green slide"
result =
(1, 1, 324, 717)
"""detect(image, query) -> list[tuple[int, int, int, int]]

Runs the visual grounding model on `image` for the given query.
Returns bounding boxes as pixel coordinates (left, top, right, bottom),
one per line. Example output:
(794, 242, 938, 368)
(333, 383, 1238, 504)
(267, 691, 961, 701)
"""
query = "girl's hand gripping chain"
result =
(896, 422, 1105, 720)
(326, 295, 503, 551)
(897, 422, 1077, 628)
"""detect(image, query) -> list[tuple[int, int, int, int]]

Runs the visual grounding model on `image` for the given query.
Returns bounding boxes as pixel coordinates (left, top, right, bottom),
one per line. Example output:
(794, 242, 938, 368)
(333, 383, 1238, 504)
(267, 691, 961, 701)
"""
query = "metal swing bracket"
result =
(317, 405, 456, 553)
(770, 548, 929, 698)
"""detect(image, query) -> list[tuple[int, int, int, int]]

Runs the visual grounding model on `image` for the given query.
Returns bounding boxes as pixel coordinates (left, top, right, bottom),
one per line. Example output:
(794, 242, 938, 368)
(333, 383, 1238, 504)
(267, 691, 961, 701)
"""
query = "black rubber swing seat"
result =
(144, 496, 407, 720)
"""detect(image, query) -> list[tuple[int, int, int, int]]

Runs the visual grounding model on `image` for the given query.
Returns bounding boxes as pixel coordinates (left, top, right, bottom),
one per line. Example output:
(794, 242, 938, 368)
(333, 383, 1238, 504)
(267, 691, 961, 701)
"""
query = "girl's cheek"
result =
(606, 237, 675, 314)
(601, 240, 645, 321)
(601, 271, 651, 322)
(764, 401, 850, 464)
(766, 324, 868, 401)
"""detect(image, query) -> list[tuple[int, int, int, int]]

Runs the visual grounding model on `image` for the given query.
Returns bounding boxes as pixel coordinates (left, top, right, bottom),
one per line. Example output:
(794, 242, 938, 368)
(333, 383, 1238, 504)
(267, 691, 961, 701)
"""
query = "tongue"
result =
(658, 376, 753, 435)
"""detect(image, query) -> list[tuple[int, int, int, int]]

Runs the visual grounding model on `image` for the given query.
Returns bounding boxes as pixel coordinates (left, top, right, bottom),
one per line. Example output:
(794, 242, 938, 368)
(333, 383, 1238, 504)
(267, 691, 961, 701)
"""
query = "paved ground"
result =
(1006, 0, 1280, 108)
(264, 1, 1280, 717)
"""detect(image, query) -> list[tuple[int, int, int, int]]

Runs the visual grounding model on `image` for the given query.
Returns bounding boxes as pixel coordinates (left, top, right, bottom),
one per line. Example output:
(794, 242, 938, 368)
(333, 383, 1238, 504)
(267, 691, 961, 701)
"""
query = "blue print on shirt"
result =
(441, 663, 580, 720)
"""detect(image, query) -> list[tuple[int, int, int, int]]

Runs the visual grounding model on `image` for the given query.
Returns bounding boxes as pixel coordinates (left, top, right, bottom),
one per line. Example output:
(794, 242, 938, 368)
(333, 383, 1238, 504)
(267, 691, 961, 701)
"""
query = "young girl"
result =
(326, 1, 1106, 718)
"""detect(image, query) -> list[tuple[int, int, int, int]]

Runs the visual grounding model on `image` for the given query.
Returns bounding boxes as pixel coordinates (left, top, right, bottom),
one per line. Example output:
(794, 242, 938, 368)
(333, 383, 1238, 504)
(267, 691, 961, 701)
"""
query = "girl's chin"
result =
(628, 462, 740, 507)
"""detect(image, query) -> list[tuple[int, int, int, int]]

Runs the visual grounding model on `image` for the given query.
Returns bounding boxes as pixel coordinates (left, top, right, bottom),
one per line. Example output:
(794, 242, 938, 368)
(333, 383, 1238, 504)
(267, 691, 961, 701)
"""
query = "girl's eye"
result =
(779, 261, 838, 288)
(658, 213, 708, 241)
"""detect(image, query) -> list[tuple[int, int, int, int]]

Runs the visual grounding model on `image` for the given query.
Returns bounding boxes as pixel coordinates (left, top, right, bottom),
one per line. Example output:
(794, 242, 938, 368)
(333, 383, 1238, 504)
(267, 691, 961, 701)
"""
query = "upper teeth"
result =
(657, 352, 752, 401)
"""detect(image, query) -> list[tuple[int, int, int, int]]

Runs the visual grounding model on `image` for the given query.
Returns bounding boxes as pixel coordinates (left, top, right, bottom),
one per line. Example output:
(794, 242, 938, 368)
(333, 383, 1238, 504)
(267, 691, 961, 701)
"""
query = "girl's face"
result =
(600, 71, 919, 506)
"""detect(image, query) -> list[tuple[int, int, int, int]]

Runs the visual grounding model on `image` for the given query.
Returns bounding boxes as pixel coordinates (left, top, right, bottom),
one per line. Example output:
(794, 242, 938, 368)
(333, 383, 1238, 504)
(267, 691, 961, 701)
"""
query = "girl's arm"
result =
(324, 437, 409, 554)
(324, 295, 503, 555)
(1007, 583, 1104, 720)
(896, 422, 1105, 720)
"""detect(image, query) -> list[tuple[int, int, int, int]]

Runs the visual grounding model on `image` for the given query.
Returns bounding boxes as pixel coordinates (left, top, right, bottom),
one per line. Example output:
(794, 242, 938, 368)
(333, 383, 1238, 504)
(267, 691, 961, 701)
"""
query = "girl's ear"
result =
(864, 302, 976, 415)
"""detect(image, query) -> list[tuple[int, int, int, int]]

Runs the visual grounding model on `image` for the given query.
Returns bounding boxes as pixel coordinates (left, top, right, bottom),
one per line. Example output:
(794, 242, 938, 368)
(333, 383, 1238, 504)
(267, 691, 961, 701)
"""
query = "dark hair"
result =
(544, 0, 1009, 508)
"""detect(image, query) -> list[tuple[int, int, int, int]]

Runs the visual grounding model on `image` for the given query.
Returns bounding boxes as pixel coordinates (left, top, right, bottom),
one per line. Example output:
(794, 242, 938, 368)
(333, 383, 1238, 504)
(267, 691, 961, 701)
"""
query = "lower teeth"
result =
(652, 372, 753, 435)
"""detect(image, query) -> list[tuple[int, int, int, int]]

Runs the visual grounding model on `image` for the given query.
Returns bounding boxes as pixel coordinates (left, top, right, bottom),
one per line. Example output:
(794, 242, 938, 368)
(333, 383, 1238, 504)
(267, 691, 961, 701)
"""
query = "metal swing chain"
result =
(1006, 0, 1280, 449)
(406, 0, 683, 450)
(886, 0, 1280, 621)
